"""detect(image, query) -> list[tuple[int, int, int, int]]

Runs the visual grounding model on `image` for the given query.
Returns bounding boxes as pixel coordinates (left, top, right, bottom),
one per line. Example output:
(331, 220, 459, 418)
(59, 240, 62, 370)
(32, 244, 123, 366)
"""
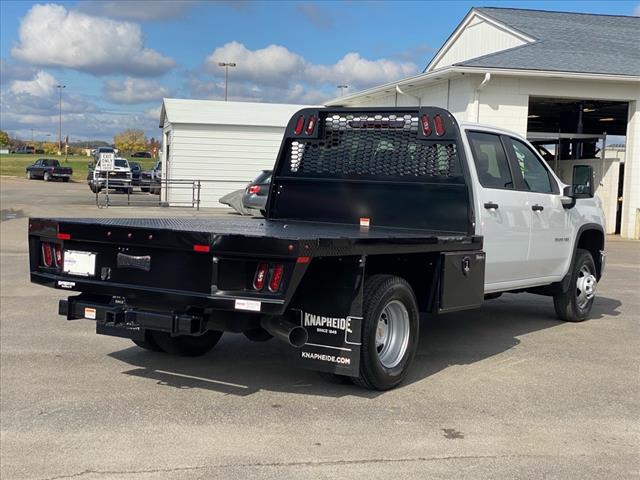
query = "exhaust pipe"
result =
(260, 316, 308, 348)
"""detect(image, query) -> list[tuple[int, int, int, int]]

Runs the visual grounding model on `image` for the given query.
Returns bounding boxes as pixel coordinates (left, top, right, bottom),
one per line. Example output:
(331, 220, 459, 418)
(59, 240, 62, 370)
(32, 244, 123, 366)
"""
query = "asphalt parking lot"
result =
(1, 177, 638, 479)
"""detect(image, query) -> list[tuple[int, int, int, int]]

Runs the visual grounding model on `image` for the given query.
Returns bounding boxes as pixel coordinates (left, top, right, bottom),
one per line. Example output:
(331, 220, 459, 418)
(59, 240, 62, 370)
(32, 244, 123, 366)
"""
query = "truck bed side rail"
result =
(267, 107, 474, 234)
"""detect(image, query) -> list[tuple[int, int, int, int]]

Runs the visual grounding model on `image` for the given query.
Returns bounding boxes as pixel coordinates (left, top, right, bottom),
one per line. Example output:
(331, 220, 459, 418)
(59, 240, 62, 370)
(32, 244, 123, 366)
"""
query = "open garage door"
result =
(526, 97, 629, 234)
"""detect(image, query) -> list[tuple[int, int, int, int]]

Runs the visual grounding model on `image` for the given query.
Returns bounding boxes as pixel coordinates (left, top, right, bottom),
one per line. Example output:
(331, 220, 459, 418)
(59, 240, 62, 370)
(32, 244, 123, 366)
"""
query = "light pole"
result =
(57, 84, 66, 154)
(337, 84, 349, 96)
(218, 62, 236, 101)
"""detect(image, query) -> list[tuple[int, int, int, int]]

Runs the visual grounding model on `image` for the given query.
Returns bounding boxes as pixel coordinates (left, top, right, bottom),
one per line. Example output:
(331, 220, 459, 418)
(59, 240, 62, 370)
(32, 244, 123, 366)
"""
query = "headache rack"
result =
(267, 107, 474, 234)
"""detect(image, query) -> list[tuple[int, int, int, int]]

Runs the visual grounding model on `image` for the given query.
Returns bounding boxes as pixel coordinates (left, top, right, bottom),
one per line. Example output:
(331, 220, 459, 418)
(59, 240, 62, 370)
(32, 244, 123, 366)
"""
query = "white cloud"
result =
(104, 78, 170, 104)
(306, 53, 416, 88)
(0, 58, 38, 83)
(204, 41, 306, 86)
(9, 71, 57, 97)
(80, 0, 198, 21)
(198, 41, 417, 103)
(12, 4, 175, 76)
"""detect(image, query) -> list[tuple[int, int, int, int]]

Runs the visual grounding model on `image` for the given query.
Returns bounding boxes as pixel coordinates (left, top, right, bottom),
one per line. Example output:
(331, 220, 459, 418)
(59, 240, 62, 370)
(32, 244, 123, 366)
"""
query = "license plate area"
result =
(63, 250, 97, 277)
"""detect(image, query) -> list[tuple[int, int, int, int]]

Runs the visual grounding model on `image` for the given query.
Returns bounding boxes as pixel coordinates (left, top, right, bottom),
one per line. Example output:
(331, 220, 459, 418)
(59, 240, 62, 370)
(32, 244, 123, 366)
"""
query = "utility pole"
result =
(337, 85, 349, 96)
(57, 84, 66, 154)
(218, 62, 236, 101)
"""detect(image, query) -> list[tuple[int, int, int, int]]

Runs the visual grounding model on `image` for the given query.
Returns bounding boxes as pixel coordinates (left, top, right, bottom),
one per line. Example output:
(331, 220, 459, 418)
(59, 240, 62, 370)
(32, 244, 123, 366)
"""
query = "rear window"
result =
(253, 171, 272, 184)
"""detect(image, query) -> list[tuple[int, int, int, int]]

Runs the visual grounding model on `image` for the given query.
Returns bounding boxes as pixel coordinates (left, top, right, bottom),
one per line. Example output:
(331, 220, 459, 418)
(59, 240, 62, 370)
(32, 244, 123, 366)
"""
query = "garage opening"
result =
(526, 97, 629, 234)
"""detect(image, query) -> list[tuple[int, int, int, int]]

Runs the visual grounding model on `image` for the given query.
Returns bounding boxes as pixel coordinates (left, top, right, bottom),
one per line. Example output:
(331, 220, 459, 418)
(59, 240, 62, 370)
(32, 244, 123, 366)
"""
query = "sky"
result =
(1, 0, 638, 142)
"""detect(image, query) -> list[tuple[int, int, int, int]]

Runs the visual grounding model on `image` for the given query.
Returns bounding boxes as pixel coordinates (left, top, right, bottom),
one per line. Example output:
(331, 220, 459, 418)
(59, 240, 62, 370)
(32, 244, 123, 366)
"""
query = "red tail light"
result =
(42, 243, 53, 268)
(253, 263, 269, 290)
(269, 264, 284, 292)
(294, 115, 305, 135)
(248, 185, 261, 194)
(305, 116, 316, 135)
(193, 244, 210, 253)
(54, 244, 63, 267)
(420, 115, 432, 136)
(434, 114, 445, 136)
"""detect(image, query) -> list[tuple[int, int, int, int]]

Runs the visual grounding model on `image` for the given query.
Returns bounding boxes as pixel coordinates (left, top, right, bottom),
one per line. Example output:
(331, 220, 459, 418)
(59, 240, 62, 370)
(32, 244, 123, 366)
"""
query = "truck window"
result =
(508, 138, 553, 194)
(467, 132, 513, 189)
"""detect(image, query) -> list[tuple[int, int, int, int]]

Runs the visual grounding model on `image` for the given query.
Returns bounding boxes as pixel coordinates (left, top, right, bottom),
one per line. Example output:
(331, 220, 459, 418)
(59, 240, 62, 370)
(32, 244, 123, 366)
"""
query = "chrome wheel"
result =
(576, 265, 596, 309)
(375, 300, 410, 368)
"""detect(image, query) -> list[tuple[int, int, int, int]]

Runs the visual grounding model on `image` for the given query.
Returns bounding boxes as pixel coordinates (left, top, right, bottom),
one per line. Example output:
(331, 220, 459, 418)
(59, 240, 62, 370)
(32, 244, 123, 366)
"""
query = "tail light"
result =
(421, 115, 432, 136)
(248, 185, 261, 194)
(41, 243, 53, 268)
(268, 264, 284, 292)
(434, 114, 446, 136)
(253, 263, 269, 290)
(305, 116, 316, 135)
(54, 244, 63, 267)
(294, 115, 305, 135)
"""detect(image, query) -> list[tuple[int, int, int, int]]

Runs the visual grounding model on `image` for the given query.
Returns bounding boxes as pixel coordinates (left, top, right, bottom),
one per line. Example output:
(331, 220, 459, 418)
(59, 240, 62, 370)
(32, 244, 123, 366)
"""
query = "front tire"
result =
(151, 330, 223, 357)
(553, 249, 597, 322)
(353, 275, 419, 391)
(26, 171, 32, 180)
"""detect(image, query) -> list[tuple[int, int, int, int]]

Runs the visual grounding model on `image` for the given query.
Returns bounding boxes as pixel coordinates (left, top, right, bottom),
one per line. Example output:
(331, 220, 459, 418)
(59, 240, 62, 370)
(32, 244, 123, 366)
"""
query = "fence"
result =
(95, 179, 203, 209)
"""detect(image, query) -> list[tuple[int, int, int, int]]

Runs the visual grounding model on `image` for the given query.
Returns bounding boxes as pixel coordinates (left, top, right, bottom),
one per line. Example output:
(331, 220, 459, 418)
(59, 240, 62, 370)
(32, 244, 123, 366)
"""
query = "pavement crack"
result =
(39, 465, 204, 480)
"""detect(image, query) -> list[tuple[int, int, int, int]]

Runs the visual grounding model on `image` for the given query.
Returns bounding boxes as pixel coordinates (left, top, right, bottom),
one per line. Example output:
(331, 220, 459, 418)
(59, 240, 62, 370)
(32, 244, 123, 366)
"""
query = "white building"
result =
(327, 7, 640, 238)
(159, 99, 309, 207)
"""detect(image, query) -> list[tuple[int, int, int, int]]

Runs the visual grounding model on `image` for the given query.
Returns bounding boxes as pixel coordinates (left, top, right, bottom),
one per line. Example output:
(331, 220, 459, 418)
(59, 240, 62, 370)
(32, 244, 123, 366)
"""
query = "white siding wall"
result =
(431, 16, 528, 71)
(163, 123, 285, 207)
(622, 100, 640, 239)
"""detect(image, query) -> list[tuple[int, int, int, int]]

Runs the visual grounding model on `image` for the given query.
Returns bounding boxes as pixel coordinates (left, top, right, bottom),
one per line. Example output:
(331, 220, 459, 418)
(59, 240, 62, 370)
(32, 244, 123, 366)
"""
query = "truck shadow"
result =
(109, 294, 621, 399)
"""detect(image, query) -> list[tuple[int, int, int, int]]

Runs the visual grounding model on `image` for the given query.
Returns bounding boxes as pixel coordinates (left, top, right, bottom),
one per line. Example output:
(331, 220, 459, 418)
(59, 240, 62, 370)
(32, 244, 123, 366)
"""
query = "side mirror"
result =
(561, 185, 576, 209)
(572, 165, 594, 199)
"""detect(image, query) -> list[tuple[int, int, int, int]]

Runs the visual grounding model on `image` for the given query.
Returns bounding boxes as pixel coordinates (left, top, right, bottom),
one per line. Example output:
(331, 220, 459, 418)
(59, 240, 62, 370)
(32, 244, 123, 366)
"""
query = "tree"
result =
(0, 130, 9, 147)
(114, 129, 147, 154)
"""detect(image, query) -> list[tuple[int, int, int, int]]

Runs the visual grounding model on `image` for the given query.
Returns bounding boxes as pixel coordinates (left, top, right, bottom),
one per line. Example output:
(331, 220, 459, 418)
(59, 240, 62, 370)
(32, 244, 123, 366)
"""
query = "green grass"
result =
(0, 154, 156, 180)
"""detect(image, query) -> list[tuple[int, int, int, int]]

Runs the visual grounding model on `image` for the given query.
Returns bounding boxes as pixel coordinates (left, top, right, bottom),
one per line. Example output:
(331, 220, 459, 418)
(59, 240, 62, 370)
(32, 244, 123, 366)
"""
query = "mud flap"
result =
(287, 256, 364, 377)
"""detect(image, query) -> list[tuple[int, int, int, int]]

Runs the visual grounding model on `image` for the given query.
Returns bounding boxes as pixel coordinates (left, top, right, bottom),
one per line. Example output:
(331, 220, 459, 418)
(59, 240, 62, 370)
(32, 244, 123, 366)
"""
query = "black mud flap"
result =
(287, 256, 364, 377)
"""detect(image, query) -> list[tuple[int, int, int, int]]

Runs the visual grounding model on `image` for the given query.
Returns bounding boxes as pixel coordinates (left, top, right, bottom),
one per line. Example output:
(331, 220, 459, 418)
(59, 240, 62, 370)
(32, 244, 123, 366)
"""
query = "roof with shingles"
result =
(452, 7, 640, 76)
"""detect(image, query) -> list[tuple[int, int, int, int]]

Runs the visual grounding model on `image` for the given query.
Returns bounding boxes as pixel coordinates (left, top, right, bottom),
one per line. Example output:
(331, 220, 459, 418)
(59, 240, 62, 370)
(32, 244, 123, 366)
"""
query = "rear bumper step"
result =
(60, 296, 205, 340)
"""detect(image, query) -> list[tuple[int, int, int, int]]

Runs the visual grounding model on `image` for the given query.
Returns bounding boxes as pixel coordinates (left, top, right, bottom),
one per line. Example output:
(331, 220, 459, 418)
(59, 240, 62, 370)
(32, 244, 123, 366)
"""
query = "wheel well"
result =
(577, 229, 604, 279)
(365, 253, 440, 312)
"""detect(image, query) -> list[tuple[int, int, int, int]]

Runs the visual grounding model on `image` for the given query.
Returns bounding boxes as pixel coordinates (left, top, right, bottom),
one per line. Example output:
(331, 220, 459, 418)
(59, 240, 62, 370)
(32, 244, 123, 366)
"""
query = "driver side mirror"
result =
(572, 164, 594, 199)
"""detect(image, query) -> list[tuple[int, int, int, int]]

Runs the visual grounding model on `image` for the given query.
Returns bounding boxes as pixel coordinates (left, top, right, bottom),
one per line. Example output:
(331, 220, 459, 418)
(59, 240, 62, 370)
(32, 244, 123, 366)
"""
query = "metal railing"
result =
(95, 179, 203, 209)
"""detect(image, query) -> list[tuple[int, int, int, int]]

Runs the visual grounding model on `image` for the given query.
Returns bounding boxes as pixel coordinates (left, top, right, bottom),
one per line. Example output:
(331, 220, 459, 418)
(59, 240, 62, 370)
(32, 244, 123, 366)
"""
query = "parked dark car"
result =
(14, 145, 36, 154)
(140, 160, 161, 193)
(129, 161, 142, 186)
(26, 159, 73, 182)
(241, 170, 272, 212)
(131, 151, 153, 158)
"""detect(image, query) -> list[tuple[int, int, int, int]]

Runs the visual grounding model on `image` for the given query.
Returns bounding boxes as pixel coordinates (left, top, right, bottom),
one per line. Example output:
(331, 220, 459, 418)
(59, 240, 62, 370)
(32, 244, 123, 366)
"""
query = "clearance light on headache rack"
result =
(434, 114, 446, 136)
(253, 263, 269, 290)
(54, 244, 63, 267)
(294, 115, 305, 135)
(420, 115, 432, 136)
(42, 243, 53, 268)
(305, 116, 316, 135)
(193, 244, 210, 253)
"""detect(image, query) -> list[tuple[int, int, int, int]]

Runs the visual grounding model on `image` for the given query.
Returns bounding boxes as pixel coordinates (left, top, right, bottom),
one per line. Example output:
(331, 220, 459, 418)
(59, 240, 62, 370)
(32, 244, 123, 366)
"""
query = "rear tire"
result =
(62, 177, 70, 183)
(553, 249, 597, 322)
(44, 172, 51, 182)
(132, 331, 162, 352)
(151, 330, 223, 357)
(353, 275, 419, 391)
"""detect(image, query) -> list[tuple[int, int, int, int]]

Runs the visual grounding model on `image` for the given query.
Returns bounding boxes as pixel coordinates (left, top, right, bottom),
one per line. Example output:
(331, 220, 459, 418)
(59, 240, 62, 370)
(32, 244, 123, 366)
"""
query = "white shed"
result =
(159, 99, 310, 208)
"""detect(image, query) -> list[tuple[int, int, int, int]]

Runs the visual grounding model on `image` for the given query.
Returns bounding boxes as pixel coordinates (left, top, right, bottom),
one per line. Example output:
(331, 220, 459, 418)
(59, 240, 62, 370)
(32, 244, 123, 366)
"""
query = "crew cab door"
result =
(504, 137, 572, 279)
(466, 131, 531, 288)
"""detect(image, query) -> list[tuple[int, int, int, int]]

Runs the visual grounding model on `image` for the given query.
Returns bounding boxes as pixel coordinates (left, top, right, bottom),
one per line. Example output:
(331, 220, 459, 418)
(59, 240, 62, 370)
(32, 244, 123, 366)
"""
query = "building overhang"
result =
(325, 66, 640, 106)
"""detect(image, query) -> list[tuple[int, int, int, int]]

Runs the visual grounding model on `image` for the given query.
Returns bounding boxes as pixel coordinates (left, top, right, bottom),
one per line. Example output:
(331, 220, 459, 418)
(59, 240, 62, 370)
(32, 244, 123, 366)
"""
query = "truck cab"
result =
(459, 123, 605, 299)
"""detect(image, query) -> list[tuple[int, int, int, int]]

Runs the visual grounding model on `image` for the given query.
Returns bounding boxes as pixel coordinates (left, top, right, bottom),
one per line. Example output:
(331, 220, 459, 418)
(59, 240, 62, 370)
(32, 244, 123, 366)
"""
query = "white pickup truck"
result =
(29, 107, 605, 390)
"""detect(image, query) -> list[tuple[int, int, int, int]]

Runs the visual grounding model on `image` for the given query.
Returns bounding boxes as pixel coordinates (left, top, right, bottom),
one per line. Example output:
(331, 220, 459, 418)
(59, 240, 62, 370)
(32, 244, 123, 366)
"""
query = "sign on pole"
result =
(100, 152, 115, 171)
